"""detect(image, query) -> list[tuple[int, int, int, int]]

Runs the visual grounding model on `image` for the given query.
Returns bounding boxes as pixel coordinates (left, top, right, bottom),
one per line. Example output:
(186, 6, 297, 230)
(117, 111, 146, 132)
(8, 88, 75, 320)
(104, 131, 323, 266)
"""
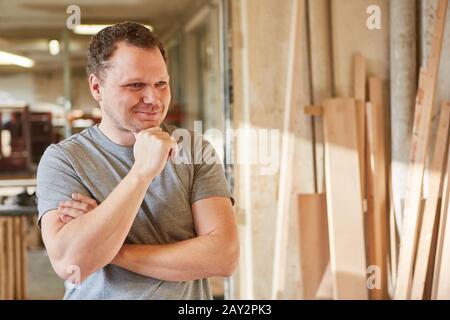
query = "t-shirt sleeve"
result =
(190, 136, 235, 206)
(36, 144, 90, 226)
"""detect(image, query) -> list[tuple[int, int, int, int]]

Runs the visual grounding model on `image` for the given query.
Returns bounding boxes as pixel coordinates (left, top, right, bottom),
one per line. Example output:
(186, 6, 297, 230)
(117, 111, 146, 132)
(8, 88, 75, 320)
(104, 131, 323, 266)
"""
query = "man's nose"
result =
(142, 85, 158, 105)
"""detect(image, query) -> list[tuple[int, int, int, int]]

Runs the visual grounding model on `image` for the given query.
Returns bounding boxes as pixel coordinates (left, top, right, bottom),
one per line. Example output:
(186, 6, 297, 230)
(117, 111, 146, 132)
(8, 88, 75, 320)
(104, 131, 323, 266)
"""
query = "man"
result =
(37, 22, 239, 300)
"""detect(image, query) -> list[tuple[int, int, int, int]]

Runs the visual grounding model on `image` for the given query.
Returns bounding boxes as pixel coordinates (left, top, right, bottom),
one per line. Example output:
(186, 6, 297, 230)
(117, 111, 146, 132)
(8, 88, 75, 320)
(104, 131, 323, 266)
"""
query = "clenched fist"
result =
(132, 127, 177, 181)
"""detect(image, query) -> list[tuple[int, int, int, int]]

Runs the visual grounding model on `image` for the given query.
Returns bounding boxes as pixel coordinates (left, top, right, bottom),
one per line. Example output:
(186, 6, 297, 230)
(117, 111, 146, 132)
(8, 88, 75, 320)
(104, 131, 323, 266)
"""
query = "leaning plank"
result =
(354, 54, 367, 212)
(354, 54, 366, 102)
(0, 218, 5, 300)
(436, 177, 450, 299)
(21, 216, 27, 300)
(322, 97, 368, 299)
(366, 78, 389, 299)
(395, 0, 448, 300)
(14, 217, 24, 300)
(6, 218, 14, 299)
(315, 262, 333, 299)
(271, 0, 304, 299)
(297, 194, 329, 299)
(233, 0, 254, 299)
(304, 105, 324, 116)
(411, 102, 450, 299)
(432, 103, 450, 299)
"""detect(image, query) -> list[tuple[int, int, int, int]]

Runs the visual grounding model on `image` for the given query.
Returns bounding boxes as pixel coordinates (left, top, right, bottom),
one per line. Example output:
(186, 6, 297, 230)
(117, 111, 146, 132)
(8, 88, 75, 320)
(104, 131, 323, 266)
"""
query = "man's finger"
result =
(58, 207, 88, 218)
(72, 193, 97, 208)
(59, 214, 74, 224)
(169, 137, 178, 159)
(59, 200, 91, 212)
(135, 127, 162, 136)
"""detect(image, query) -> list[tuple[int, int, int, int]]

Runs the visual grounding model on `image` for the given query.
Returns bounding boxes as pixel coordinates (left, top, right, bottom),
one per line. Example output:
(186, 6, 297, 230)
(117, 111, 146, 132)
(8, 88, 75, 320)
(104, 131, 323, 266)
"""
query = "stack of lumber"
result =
(302, 55, 390, 300)
(0, 215, 27, 300)
(297, 0, 449, 300)
(395, 0, 449, 300)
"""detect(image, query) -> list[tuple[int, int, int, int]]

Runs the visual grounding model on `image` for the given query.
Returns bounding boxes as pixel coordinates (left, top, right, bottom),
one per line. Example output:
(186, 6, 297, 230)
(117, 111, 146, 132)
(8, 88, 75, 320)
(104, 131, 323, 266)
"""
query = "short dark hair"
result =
(86, 21, 167, 81)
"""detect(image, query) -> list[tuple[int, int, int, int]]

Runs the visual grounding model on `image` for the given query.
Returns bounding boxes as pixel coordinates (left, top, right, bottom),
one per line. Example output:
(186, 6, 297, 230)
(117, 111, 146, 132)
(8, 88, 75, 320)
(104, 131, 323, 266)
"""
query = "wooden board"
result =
(315, 262, 333, 299)
(232, 0, 254, 299)
(271, 0, 304, 299)
(6, 218, 14, 299)
(436, 179, 450, 299)
(411, 102, 450, 299)
(366, 78, 389, 299)
(322, 97, 368, 299)
(297, 194, 329, 299)
(14, 217, 22, 299)
(354, 54, 366, 102)
(354, 54, 367, 212)
(395, 0, 448, 300)
(431, 103, 450, 300)
(21, 216, 27, 300)
(0, 218, 5, 300)
(307, 0, 332, 194)
(431, 125, 450, 299)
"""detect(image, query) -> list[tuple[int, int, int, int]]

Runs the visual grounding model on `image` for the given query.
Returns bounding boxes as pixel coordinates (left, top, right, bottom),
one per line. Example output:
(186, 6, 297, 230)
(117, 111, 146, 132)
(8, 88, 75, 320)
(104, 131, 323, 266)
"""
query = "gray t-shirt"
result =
(36, 123, 234, 300)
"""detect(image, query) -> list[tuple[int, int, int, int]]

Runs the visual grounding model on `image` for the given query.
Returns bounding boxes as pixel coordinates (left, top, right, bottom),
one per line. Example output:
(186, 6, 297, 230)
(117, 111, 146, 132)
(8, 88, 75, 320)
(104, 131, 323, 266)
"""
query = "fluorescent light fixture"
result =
(0, 51, 34, 68)
(48, 40, 60, 56)
(74, 24, 154, 35)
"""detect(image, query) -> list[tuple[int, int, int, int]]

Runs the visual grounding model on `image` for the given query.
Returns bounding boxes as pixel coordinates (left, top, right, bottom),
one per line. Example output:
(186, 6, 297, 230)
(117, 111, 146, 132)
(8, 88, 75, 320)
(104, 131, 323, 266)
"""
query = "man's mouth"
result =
(133, 110, 161, 121)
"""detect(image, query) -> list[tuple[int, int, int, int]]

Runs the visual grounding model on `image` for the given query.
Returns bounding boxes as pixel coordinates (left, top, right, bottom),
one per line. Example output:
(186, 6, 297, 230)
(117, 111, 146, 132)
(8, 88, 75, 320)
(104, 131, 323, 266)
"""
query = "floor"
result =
(27, 250, 65, 300)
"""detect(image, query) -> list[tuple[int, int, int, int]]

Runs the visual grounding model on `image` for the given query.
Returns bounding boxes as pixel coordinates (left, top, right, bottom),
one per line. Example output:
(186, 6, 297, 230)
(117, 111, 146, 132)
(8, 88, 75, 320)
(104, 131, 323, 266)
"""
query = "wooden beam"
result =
(0, 218, 5, 300)
(297, 194, 329, 299)
(366, 78, 389, 299)
(232, 0, 254, 299)
(14, 217, 22, 300)
(304, 105, 324, 116)
(411, 102, 450, 299)
(322, 97, 368, 299)
(395, 0, 448, 300)
(21, 216, 27, 300)
(271, 0, 304, 299)
(354, 54, 366, 102)
(6, 218, 14, 299)
(436, 177, 450, 299)
(307, 0, 333, 195)
(354, 54, 367, 212)
(315, 262, 333, 299)
(432, 103, 450, 299)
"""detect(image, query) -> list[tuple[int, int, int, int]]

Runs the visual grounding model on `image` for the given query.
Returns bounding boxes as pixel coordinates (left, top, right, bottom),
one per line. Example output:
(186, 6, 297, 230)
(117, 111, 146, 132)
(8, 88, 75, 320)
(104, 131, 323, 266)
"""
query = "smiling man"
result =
(36, 22, 238, 300)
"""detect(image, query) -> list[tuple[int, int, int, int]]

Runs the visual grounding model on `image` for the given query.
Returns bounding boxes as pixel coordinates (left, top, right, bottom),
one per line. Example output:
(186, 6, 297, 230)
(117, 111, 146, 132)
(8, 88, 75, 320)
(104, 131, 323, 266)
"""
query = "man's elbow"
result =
(219, 241, 240, 277)
(52, 254, 105, 284)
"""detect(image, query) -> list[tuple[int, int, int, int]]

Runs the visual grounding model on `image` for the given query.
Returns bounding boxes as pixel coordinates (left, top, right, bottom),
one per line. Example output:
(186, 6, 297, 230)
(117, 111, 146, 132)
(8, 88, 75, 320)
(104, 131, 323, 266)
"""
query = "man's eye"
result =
(128, 83, 144, 88)
(156, 82, 167, 88)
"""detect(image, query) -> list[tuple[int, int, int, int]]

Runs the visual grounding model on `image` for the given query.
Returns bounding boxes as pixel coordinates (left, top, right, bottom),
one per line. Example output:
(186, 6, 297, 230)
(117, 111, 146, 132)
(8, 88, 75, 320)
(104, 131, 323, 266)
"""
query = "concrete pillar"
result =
(390, 0, 417, 229)
(231, 0, 314, 299)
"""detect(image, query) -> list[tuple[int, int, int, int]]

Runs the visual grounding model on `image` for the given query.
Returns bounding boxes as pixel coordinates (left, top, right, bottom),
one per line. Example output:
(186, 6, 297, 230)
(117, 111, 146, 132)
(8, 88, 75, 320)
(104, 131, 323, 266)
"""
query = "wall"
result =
(0, 69, 96, 112)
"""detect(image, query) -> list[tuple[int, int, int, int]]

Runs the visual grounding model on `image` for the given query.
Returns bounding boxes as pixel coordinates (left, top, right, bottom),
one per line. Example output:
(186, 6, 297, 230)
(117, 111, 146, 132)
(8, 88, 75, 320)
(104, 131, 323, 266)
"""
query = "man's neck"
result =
(98, 121, 135, 147)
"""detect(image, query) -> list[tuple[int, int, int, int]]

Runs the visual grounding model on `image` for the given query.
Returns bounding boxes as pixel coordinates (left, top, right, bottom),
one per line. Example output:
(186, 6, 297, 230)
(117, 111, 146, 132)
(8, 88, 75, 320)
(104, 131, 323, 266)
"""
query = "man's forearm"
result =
(51, 168, 152, 280)
(111, 235, 239, 282)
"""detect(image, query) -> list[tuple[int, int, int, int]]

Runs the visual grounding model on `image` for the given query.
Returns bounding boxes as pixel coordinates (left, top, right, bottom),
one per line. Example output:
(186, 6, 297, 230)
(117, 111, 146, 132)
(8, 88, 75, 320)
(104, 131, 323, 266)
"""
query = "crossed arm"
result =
(41, 171, 239, 283)
(111, 197, 239, 282)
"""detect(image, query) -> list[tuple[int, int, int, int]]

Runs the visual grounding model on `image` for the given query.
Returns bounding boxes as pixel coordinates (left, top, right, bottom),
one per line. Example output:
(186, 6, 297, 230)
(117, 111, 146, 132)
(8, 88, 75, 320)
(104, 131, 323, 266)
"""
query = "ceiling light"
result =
(0, 51, 34, 68)
(73, 24, 154, 35)
(48, 40, 60, 56)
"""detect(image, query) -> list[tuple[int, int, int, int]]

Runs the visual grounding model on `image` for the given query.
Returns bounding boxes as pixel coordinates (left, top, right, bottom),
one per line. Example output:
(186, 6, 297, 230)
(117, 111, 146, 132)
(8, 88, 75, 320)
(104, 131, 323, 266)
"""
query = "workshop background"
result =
(0, 0, 450, 300)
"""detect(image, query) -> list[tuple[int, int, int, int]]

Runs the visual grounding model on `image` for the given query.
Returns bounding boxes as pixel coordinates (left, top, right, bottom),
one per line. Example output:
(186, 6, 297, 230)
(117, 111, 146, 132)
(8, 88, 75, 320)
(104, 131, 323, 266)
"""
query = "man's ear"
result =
(88, 74, 102, 102)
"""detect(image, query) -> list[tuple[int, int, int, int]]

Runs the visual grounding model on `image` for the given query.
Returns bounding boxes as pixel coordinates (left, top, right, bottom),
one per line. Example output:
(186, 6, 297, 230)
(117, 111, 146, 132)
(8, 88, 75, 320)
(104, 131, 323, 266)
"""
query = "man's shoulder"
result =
(41, 126, 96, 164)
(52, 126, 96, 153)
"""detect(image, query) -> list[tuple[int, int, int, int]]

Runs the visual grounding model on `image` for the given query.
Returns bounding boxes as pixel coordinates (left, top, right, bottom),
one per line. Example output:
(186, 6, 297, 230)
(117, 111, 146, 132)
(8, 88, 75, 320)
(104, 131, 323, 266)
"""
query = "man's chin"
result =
(130, 119, 162, 132)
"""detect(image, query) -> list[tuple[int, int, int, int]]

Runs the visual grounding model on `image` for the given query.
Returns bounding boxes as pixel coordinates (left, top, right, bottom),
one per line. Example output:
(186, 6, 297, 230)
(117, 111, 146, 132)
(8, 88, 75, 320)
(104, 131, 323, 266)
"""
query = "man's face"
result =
(92, 42, 171, 133)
